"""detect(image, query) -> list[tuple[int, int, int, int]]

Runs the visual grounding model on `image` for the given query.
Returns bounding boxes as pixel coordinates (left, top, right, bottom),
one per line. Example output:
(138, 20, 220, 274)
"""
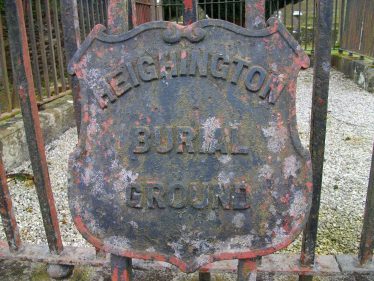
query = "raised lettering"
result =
(190, 183, 209, 209)
(177, 126, 196, 153)
(159, 51, 178, 78)
(137, 56, 158, 81)
(168, 183, 187, 209)
(126, 183, 142, 208)
(146, 183, 166, 209)
(231, 59, 248, 84)
(108, 70, 132, 97)
(211, 53, 230, 80)
(231, 127, 249, 154)
(212, 185, 231, 209)
(189, 50, 208, 76)
(245, 66, 267, 92)
(133, 126, 151, 154)
(155, 126, 173, 153)
(232, 184, 250, 209)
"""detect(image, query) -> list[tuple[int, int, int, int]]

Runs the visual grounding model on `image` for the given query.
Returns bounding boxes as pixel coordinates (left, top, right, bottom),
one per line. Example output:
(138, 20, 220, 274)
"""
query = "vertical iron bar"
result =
(339, 0, 345, 50)
(237, 258, 259, 281)
(0, 143, 21, 252)
(111, 255, 132, 281)
(0, 10, 12, 112)
(4, 0, 64, 254)
(79, 0, 86, 37)
(95, 0, 101, 24)
(85, 0, 92, 30)
(61, 0, 82, 134)
(99, 0, 105, 23)
(128, 0, 138, 29)
(183, 0, 197, 24)
(299, 0, 333, 280)
(25, 0, 43, 100)
(239, 0, 243, 27)
(107, 0, 129, 33)
(35, 0, 51, 97)
(291, 0, 294, 33)
(52, 0, 67, 93)
(90, 0, 96, 25)
(199, 272, 211, 281)
(245, 0, 265, 29)
(297, 0, 301, 42)
(311, 0, 315, 52)
(333, 0, 337, 49)
(44, 0, 60, 96)
(358, 142, 374, 265)
(218, 0, 221, 20)
(150, 0, 156, 21)
(305, 0, 309, 50)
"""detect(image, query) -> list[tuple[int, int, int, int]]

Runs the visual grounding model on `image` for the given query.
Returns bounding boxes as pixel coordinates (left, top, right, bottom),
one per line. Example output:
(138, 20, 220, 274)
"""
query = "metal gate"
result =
(0, 0, 373, 280)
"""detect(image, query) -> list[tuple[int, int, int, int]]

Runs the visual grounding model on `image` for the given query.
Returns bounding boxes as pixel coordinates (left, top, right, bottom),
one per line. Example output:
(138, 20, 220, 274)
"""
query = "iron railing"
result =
(0, 0, 373, 280)
(0, 0, 109, 119)
(0, 0, 347, 119)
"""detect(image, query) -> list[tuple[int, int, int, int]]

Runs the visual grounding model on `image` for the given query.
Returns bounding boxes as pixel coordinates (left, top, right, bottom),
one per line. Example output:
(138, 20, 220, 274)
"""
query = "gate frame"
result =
(0, 0, 373, 280)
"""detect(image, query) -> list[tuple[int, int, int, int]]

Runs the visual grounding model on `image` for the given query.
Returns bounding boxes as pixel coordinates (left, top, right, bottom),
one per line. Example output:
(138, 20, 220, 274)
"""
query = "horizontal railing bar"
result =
(0, 244, 353, 275)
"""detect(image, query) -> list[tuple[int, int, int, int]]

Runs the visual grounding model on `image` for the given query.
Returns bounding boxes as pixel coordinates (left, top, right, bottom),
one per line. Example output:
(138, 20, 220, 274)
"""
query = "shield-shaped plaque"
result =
(68, 18, 312, 272)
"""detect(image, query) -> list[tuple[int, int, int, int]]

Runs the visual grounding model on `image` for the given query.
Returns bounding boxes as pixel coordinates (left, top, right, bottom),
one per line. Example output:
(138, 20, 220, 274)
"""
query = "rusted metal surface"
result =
(111, 255, 133, 281)
(0, 144, 21, 252)
(68, 6, 312, 271)
(0, 244, 107, 266)
(300, 0, 333, 279)
(341, 0, 374, 58)
(52, 0, 68, 93)
(245, 0, 265, 29)
(4, 0, 63, 255)
(237, 258, 259, 281)
(0, 9, 12, 113)
(108, 0, 129, 33)
(0, 243, 345, 275)
(61, 0, 83, 134)
(183, 0, 197, 25)
(359, 142, 374, 265)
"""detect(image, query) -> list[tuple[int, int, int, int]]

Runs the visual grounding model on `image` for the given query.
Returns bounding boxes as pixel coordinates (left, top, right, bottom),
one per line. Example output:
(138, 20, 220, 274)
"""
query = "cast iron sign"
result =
(68, 19, 312, 272)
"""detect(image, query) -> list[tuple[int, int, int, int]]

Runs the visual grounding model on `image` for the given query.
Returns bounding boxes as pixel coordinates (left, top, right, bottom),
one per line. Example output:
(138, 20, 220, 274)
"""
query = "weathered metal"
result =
(0, 9, 12, 113)
(237, 258, 259, 281)
(300, 0, 333, 279)
(43, 0, 60, 96)
(183, 0, 197, 25)
(68, 3, 312, 272)
(111, 255, 133, 281)
(108, 0, 129, 33)
(0, 244, 347, 275)
(0, 144, 21, 252)
(245, 0, 265, 29)
(52, 0, 68, 93)
(61, 0, 83, 134)
(359, 142, 374, 265)
(25, 0, 43, 100)
(4, 0, 63, 255)
(35, 0, 51, 98)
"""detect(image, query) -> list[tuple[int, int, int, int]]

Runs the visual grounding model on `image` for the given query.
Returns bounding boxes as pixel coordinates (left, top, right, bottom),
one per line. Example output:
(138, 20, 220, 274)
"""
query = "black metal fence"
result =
(0, 0, 374, 280)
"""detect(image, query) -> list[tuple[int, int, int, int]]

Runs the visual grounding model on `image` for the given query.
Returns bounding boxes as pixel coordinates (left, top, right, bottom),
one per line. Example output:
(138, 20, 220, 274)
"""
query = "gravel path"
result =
(1, 69, 373, 256)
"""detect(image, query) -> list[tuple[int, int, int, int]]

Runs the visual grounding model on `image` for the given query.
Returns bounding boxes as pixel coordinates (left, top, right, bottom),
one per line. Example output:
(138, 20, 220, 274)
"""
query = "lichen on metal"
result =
(68, 18, 312, 273)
